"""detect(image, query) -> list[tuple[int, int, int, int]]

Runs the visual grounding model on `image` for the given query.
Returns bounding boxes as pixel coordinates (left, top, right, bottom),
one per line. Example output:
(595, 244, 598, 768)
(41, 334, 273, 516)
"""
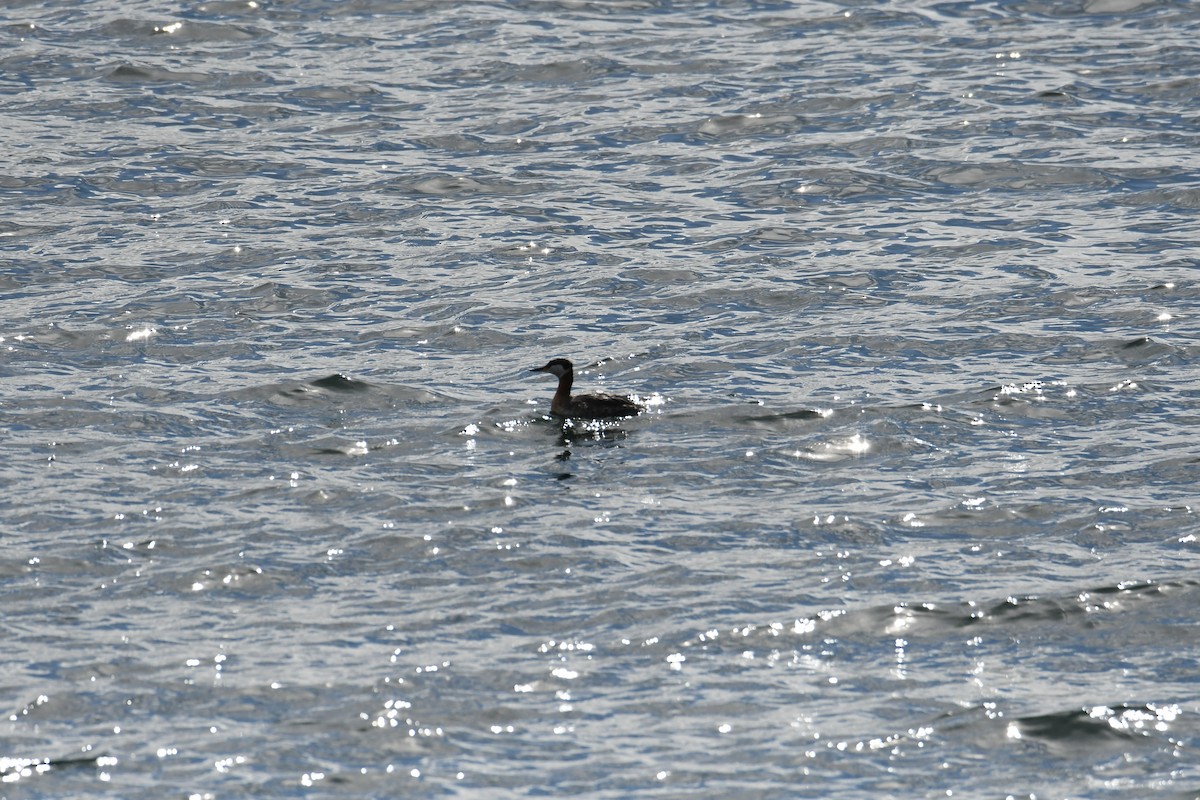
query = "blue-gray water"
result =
(2, 1, 1199, 797)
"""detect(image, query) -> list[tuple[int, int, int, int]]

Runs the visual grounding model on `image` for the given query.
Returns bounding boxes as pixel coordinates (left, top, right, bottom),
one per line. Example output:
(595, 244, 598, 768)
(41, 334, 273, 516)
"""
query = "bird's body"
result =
(530, 358, 642, 420)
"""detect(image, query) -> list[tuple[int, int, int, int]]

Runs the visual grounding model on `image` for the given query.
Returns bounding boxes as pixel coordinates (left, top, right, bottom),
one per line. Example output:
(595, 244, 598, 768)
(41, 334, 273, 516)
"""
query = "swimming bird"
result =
(529, 358, 643, 420)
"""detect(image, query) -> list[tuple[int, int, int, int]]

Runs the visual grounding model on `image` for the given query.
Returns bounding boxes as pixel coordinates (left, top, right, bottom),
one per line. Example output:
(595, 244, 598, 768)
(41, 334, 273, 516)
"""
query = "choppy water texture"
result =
(2, 0, 1199, 797)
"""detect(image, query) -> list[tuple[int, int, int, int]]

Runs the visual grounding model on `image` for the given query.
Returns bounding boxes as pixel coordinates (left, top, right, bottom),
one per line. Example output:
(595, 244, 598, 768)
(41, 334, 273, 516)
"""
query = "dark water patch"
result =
(684, 579, 1200, 664)
(309, 373, 370, 392)
(104, 63, 213, 85)
(237, 378, 443, 411)
(734, 408, 828, 430)
(880, 579, 1194, 635)
(97, 18, 266, 43)
(1015, 703, 1181, 747)
(0, 753, 111, 780)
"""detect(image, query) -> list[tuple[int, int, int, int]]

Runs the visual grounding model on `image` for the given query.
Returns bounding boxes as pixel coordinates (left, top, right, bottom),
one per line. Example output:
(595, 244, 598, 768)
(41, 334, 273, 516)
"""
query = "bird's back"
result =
(570, 392, 642, 419)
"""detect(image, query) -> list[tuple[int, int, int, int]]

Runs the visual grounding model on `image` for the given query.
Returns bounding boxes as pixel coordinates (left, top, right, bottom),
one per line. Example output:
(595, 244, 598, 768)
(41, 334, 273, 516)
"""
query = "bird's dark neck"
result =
(552, 370, 574, 414)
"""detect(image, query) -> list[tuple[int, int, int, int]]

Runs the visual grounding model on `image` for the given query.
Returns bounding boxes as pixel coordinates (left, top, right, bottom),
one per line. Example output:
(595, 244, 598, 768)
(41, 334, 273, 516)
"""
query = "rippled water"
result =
(3, 0, 1199, 797)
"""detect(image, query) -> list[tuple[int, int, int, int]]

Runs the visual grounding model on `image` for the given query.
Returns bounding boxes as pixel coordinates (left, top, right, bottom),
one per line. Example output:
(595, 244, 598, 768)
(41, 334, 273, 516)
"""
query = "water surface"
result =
(2, 0, 1199, 797)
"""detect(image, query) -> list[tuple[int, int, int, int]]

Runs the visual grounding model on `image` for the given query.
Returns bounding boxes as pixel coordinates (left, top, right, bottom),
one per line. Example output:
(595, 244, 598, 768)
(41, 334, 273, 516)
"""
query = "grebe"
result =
(529, 358, 642, 419)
